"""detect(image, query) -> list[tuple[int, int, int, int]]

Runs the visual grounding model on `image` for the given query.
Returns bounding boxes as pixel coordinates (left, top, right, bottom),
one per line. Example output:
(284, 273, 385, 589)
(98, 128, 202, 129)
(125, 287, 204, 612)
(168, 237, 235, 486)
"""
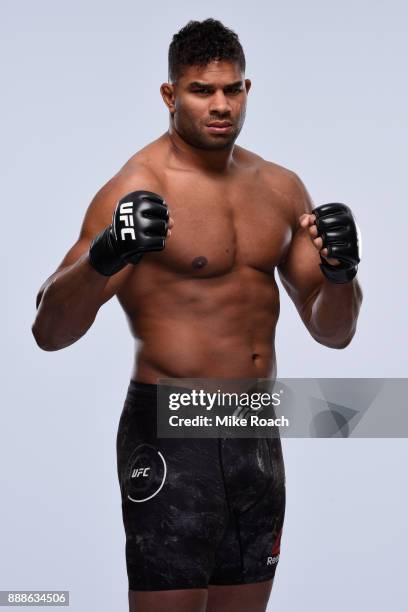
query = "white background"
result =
(1, 1, 407, 610)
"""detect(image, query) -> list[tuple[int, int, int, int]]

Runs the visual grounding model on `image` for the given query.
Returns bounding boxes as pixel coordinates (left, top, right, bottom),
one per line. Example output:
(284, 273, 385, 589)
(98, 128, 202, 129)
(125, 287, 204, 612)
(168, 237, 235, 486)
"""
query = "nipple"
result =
(192, 256, 208, 270)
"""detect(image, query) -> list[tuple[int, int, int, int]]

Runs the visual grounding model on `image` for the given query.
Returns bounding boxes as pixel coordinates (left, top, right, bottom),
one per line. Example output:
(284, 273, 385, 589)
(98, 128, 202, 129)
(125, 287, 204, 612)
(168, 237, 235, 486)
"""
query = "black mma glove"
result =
(312, 202, 361, 284)
(89, 190, 169, 276)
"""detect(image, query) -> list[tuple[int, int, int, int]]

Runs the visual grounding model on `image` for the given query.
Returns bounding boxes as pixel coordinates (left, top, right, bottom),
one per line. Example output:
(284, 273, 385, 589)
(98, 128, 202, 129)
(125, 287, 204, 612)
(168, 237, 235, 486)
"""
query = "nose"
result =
(208, 91, 231, 115)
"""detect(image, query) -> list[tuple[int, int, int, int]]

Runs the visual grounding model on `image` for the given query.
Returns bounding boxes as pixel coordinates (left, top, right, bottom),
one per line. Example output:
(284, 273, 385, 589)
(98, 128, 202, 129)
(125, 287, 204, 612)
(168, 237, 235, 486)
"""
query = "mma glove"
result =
(89, 190, 169, 276)
(312, 203, 361, 284)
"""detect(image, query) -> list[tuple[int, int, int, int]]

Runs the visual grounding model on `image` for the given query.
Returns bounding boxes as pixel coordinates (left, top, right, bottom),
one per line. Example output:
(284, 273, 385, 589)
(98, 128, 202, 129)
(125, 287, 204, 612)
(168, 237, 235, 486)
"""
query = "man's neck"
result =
(166, 125, 237, 175)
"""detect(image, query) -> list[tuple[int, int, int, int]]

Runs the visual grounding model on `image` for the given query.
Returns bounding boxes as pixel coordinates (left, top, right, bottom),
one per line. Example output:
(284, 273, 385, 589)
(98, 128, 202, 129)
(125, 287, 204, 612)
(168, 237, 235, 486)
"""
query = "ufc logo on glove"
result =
(119, 202, 136, 240)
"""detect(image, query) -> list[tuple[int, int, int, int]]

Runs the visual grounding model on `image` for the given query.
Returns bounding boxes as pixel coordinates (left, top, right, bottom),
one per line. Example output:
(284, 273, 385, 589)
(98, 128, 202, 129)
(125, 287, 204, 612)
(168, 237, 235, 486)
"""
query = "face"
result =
(161, 60, 251, 150)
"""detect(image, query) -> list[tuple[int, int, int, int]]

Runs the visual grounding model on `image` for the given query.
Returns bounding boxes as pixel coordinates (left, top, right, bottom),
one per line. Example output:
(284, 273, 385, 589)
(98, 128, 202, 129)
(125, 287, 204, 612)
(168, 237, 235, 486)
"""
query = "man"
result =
(32, 18, 362, 612)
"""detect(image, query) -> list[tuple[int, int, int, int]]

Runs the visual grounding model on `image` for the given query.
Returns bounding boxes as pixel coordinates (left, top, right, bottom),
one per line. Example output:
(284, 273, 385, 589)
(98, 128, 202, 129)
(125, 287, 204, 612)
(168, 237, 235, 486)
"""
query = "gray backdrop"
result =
(1, 0, 407, 610)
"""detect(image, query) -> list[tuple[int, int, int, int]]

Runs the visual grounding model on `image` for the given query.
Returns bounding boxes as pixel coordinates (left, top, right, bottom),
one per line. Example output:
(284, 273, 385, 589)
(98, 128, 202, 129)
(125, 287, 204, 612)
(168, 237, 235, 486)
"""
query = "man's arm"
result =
(277, 173, 363, 349)
(32, 165, 167, 351)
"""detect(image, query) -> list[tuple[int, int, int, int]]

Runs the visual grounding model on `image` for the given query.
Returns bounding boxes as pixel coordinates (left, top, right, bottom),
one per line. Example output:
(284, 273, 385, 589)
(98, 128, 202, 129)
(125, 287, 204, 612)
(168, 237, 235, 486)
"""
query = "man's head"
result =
(161, 19, 251, 151)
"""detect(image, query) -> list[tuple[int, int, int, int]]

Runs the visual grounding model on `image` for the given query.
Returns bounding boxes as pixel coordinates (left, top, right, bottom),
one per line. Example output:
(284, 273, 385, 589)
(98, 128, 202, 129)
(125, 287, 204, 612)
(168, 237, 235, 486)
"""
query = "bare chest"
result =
(152, 168, 293, 277)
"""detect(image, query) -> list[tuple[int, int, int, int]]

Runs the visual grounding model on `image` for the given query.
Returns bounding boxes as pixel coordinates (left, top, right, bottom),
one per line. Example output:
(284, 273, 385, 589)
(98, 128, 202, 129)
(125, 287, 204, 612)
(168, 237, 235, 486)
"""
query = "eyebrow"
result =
(188, 80, 243, 89)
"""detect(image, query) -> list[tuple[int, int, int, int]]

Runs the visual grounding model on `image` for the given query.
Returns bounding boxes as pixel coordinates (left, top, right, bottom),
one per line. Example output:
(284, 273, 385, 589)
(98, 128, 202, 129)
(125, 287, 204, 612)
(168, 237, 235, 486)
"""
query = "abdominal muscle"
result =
(120, 266, 280, 383)
(132, 331, 277, 383)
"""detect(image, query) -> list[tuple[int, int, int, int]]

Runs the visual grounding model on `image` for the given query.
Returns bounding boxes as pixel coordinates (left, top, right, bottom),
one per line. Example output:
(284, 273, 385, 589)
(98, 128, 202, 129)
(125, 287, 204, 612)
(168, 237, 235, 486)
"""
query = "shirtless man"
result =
(32, 18, 362, 612)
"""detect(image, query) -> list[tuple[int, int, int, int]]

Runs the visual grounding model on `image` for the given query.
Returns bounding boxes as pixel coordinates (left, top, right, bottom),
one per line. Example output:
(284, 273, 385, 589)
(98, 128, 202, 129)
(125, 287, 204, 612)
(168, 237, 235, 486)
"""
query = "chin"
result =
(204, 139, 233, 149)
(180, 126, 236, 150)
(202, 133, 237, 149)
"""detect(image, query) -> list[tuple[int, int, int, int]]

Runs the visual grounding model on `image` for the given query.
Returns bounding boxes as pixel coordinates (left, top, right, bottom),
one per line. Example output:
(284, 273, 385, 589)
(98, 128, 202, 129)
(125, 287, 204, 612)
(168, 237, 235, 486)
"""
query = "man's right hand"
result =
(89, 190, 170, 276)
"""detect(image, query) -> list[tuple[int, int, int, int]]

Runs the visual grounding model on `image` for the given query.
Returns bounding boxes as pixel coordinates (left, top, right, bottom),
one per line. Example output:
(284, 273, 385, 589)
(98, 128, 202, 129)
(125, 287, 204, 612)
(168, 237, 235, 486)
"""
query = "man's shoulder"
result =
(90, 139, 165, 215)
(237, 147, 313, 223)
(235, 145, 300, 186)
(260, 158, 302, 194)
(262, 161, 314, 219)
(118, 137, 165, 183)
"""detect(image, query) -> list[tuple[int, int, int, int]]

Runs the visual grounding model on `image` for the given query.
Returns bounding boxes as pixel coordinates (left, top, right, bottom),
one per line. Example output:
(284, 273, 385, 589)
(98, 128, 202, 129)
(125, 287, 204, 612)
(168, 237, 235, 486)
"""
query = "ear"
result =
(245, 78, 252, 94)
(160, 83, 176, 114)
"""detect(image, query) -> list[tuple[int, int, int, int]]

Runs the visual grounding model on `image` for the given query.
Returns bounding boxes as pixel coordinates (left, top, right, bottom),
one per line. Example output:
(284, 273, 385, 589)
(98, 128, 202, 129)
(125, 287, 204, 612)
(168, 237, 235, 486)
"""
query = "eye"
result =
(226, 87, 242, 94)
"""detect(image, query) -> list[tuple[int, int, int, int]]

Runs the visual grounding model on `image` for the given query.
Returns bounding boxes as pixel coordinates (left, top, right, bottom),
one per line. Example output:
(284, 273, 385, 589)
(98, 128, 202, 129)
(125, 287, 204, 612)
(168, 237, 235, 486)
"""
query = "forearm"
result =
(32, 253, 109, 351)
(306, 277, 363, 348)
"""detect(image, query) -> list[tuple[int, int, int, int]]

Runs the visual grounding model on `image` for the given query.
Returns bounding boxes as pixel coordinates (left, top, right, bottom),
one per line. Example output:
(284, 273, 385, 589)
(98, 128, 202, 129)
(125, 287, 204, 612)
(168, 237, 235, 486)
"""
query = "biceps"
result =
(278, 229, 323, 318)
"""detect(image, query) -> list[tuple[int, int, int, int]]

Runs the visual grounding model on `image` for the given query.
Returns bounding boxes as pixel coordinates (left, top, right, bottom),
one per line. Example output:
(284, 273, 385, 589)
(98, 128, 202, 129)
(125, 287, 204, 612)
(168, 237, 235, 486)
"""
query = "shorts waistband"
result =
(125, 380, 203, 412)
(126, 380, 215, 404)
(127, 380, 277, 396)
(127, 380, 157, 398)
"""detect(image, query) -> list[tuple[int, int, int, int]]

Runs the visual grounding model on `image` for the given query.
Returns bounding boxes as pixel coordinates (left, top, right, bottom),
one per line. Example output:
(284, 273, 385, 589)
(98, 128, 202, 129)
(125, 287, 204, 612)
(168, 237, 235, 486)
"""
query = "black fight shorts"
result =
(116, 381, 286, 591)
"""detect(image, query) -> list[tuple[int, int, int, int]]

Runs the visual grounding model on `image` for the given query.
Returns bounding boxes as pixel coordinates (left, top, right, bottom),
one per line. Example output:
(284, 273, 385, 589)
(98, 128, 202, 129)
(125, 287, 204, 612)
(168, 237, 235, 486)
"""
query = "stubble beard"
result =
(174, 112, 245, 151)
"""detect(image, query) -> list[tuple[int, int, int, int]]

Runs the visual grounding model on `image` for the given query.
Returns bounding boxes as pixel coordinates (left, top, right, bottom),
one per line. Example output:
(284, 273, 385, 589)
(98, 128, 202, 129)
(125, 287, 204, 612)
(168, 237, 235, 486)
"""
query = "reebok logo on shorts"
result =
(267, 528, 282, 565)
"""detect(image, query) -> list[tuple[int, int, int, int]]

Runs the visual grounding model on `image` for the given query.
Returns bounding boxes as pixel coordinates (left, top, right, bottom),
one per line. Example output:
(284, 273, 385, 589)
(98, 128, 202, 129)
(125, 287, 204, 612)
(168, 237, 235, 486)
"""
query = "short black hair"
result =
(168, 18, 246, 83)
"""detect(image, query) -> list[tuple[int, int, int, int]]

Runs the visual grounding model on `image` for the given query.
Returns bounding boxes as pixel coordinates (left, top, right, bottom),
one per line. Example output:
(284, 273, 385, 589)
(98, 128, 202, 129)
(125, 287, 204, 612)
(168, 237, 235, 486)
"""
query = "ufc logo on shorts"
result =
(131, 467, 151, 478)
(119, 202, 135, 240)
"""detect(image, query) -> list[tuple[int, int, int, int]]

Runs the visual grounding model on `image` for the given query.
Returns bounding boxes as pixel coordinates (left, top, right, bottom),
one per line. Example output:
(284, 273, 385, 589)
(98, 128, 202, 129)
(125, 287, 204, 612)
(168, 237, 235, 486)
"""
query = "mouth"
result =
(206, 122, 233, 134)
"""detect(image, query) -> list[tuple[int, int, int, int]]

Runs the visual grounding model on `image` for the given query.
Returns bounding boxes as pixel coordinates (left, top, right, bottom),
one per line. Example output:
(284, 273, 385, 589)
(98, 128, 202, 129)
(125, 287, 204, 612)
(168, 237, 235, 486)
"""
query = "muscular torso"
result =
(116, 134, 297, 383)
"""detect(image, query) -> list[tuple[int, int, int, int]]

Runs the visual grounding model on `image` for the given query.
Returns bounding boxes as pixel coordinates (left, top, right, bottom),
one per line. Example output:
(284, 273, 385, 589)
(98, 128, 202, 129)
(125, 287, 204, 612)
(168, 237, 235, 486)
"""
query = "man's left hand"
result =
(299, 203, 361, 284)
